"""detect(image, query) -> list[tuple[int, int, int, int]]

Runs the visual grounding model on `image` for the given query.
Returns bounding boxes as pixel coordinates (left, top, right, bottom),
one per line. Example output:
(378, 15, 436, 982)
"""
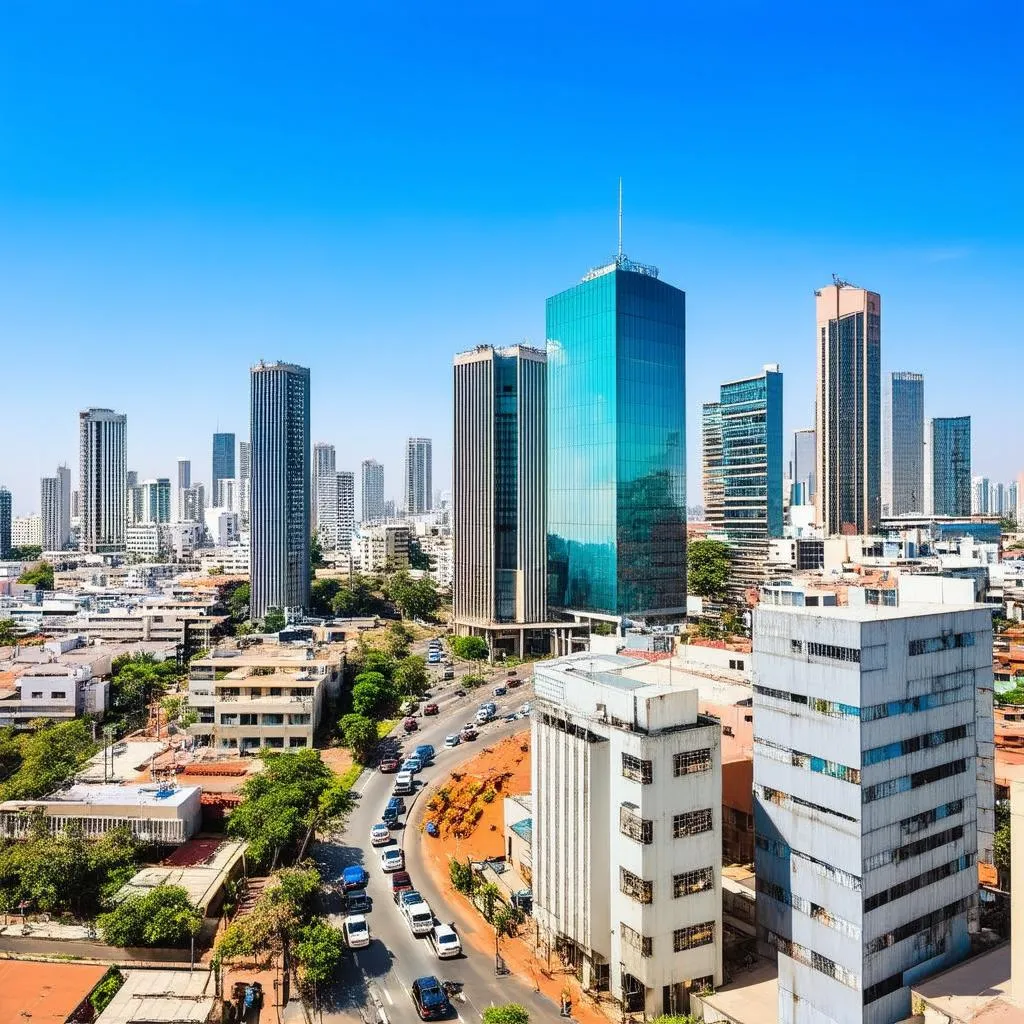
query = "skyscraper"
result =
(790, 427, 816, 507)
(0, 487, 11, 559)
(250, 362, 311, 621)
(361, 459, 385, 522)
(177, 459, 191, 520)
(881, 371, 924, 517)
(41, 466, 72, 551)
(79, 408, 127, 553)
(125, 469, 142, 527)
(547, 253, 686, 619)
(312, 442, 336, 536)
(453, 345, 547, 645)
(238, 440, 251, 529)
(404, 438, 432, 515)
(212, 432, 235, 507)
(971, 476, 990, 516)
(931, 416, 972, 516)
(57, 464, 71, 548)
(141, 478, 172, 523)
(701, 402, 724, 532)
(815, 281, 881, 535)
(316, 470, 355, 552)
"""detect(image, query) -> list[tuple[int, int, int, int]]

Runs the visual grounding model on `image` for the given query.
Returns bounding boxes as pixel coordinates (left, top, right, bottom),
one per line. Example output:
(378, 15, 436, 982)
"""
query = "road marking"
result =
(383, 987, 393, 1005)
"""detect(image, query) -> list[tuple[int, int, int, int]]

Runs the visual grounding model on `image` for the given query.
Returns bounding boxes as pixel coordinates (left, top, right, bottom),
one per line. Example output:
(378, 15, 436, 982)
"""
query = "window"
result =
(863, 724, 971, 766)
(909, 632, 976, 656)
(30, 692, 43, 699)
(790, 639, 803, 653)
(900, 800, 963, 836)
(864, 897, 970, 955)
(621, 753, 653, 784)
(619, 805, 653, 845)
(673, 922, 714, 951)
(673, 749, 712, 776)
(806, 642, 860, 663)
(619, 922, 652, 957)
(673, 809, 713, 838)
(864, 825, 965, 871)
(673, 867, 714, 897)
(239, 713, 257, 726)
(289, 737, 307, 748)
(51, 691, 66, 700)
(863, 854, 974, 913)
(619, 868, 653, 904)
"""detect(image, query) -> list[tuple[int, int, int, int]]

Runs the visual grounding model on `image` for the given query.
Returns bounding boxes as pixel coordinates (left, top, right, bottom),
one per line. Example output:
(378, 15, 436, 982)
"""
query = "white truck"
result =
(405, 901, 434, 937)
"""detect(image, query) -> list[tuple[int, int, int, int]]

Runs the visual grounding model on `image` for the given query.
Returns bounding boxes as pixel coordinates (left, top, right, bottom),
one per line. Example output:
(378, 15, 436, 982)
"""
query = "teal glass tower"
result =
(546, 255, 686, 619)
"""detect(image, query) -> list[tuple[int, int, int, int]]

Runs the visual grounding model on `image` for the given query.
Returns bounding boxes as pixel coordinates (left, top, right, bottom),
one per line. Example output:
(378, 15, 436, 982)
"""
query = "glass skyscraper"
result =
(702, 402, 724, 533)
(212, 432, 236, 507)
(546, 256, 686, 619)
(930, 416, 971, 516)
(882, 371, 924, 517)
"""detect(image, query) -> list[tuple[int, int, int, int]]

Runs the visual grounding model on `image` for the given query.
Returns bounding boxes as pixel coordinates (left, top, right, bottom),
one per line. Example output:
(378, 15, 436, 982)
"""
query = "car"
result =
(475, 709, 491, 725)
(399, 701, 420, 715)
(391, 870, 413, 897)
(370, 823, 392, 847)
(401, 756, 422, 774)
(387, 795, 407, 814)
(444, 733, 460, 749)
(414, 744, 435, 763)
(382, 803, 399, 826)
(453, 688, 466, 697)
(411, 976, 451, 1021)
(507, 676, 523, 688)
(431, 923, 462, 959)
(398, 889, 425, 909)
(427, 652, 441, 664)
(424, 702, 439, 716)
(343, 914, 370, 949)
(460, 726, 478, 741)
(342, 865, 368, 892)
(406, 901, 434, 936)
(493, 685, 507, 697)
(344, 891, 371, 914)
(482, 701, 497, 714)
(378, 757, 400, 774)
(381, 848, 405, 872)
(504, 713, 518, 722)
(507, 668, 518, 677)
(519, 701, 532, 715)
(403, 717, 418, 733)
(442, 667, 454, 680)
(394, 771, 414, 795)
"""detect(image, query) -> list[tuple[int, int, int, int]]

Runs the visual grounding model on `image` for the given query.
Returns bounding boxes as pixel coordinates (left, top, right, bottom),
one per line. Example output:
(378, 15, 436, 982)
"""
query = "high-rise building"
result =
(125, 469, 142, 527)
(56, 464, 71, 548)
(815, 282, 881, 535)
(881, 371, 924, 517)
(1008, 481, 1019, 523)
(250, 362, 311, 621)
(993, 481, 1006, 517)
(754, 603, 991, 1024)
(311, 442, 336, 536)
(79, 408, 127, 553)
(361, 459, 385, 523)
(12, 515, 41, 548)
(238, 440, 251, 529)
(790, 427, 816, 507)
(547, 253, 687, 619)
(316, 470, 355, 552)
(453, 345, 547, 645)
(718, 365, 783, 600)
(41, 466, 72, 551)
(971, 476, 990, 516)
(1019, 473, 1024, 527)
(212, 432, 235, 507)
(383, 498, 396, 520)
(181, 484, 205, 523)
(701, 403, 724, 532)
(404, 438, 432, 515)
(930, 416, 971, 517)
(0, 487, 11, 558)
(176, 459, 191, 520)
(141, 478, 172, 524)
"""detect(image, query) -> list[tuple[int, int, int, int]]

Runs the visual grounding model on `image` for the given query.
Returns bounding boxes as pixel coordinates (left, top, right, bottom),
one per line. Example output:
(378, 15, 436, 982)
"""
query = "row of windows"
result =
(619, 863, 716, 905)
(901, 799, 964, 836)
(862, 724, 971, 766)
(619, 868, 652, 904)
(909, 632, 976, 656)
(790, 639, 861, 663)
(757, 879, 861, 939)
(621, 750, 712, 784)
(864, 897, 971, 956)
(755, 834, 863, 891)
(754, 736, 860, 784)
(673, 922, 715, 952)
(862, 757, 968, 804)
(753, 684, 859, 719)
(864, 825, 965, 872)
(755, 784, 859, 823)
(762, 928, 860, 991)
(861, 684, 968, 722)
(863, 854, 974, 913)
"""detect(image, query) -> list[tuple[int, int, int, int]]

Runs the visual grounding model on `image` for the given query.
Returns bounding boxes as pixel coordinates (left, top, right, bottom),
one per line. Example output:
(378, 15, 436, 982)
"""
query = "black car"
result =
(345, 891, 371, 913)
(412, 976, 450, 1020)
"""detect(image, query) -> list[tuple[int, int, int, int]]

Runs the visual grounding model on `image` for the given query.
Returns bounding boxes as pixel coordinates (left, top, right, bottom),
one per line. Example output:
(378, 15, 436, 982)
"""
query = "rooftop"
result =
(0, 959, 106, 1023)
(509, 817, 533, 844)
(3, 781, 198, 809)
(758, 601, 988, 621)
(95, 968, 217, 1024)
(116, 840, 246, 913)
(913, 944, 1018, 1022)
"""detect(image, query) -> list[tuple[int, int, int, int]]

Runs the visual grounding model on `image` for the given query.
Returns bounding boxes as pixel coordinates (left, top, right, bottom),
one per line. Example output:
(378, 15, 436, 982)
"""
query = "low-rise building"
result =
(357, 524, 410, 573)
(41, 604, 223, 651)
(0, 660, 107, 727)
(95, 968, 217, 1024)
(198, 544, 250, 575)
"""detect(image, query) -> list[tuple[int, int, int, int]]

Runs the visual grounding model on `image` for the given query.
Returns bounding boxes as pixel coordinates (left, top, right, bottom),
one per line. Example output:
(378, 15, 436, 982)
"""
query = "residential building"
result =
(125, 523, 164, 560)
(547, 252, 687, 621)
(1010, 481, 1019, 523)
(180, 484, 205, 523)
(238, 439, 251, 529)
(12, 515, 42, 548)
(791, 427, 816, 507)
(204, 509, 240, 546)
(126, 469, 143, 527)
(971, 476, 990, 516)
(532, 652, 723, 1015)
(815, 282, 881, 536)
(930, 416, 972, 517)
(176, 459, 191, 520)
(753, 603, 991, 1024)
(198, 544, 250, 575)
(41, 603, 222, 651)
(316, 470, 355, 552)
(405, 437, 433, 514)
(383, 498, 396, 519)
(881, 371, 924, 517)
(0, 487, 10, 558)
(0, 661, 108, 728)
(250, 361, 311, 621)
(453, 345, 548, 651)
(312, 441, 336, 536)
(165, 521, 205, 561)
(140, 478, 171, 524)
(357, 523, 410, 573)
(361, 458, 384, 522)
(702, 403, 724, 534)
(212, 432, 235, 507)
(40, 465, 72, 552)
(79, 408, 127, 552)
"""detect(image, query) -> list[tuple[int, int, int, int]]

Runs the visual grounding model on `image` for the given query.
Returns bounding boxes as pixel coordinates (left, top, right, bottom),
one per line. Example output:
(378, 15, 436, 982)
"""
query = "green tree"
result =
(720, 609, 742, 635)
(338, 714, 378, 763)
(385, 571, 441, 620)
(450, 635, 489, 661)
(8, 545, 42, 561)
(294, 917, 345, 986)
(361, 650, 395, 679)
(591, 621, 615, 637)
(90, 970, 125, 1015)
(109, 654, 177, 717)
(408, 538, 433, 571)
(1001, 516, 1018, 533)
(227, 583, 250, 622)
(381, 621, 411, 658)
(17, 561, 54, 590)
(476, 881, 502, 922)
(687, 539, 731, 600)
(263, 607, 287, 632)
(0, 620, 18, 646)
(351, 673, 393, 718)
(330, 575, 382, 617)
(98, 885, 202, 947)
(483, 1004, 530, 1024)
(310, 578, 341, 617)
(0, 720, 97, 801)
(393, 655, 429, 696)
(310, 534, 325, 569)
(449, 858, 472, 894)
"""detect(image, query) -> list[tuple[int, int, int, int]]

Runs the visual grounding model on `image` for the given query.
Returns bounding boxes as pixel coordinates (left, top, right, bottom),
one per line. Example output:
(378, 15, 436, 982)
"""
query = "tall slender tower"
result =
(791, 428, 816, 506)
(701, 403, 724, 532)
(361, 459, 385, 522)
(881, 371, 924, 518)
(930, 416, 972, 516)
(238, 440, 251, 529)
(212, 432, 235, 507)
(404, 438, 433, 515)
(176, 459, 191, 521)
(79, 408, 127, 553)
(250, 362, 311, 621)
(815, 281, 881, 535)
(312, 442, 336, 536)
(0, 488, 10, 559)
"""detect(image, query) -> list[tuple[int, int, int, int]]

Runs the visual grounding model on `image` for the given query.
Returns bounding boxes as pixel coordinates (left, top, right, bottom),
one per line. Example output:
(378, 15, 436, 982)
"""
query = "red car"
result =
(391, 870, 413, 898)
(403, 717, 418, 732)
(507, 677, 523, 688)
(423, 703, 439, 716)
(378, 758, 400, 773)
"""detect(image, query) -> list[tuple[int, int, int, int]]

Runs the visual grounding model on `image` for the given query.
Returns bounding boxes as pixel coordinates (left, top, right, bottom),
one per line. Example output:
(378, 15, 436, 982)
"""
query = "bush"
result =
(90, 969, 124, 1015)
(449, 635, 489, 660)
(98, 885, 202, 947)
(449, 858, 472, 894)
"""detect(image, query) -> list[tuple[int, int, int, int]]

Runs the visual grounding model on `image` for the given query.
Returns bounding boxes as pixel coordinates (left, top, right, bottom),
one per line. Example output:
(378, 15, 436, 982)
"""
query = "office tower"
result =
(754, 603, 991, 1024)
(1009, 481, 1019, 523)
(361, 459, 385, 523)
(791, 427, 816, 507)
(125, 470, 143, 527)
(181, 484, 205, 523)
(383, 499, 396, 520)
(176, 459, 191, 520)
(532, 652, 723, 1013)
(212, 432, 235, 507)
(815, 281, 881, 535)
(718, 365, 783, 599)
(311, 442, 336, 536)
(453, 345, 547, 642)
(971, 476, 990, 516)
(404, 438, 433, 515)
(42, 466, 73, 551)
(79, 408, 127, 553)
(0, 487, 10, 558)
(881, 371, 924, 517)
(140, 478, 172, 524)
(250, 362, 311, 621)
(547, 253, 687, 619)
(701, 403, 724, 532)
(238, 440, 251, 529)
(993, 482, 1006, 517)
(930, 417, 971, 517)
(56, 464, 71, 547)
(70, 489, 79, 520)
(316, 470, 355, 552)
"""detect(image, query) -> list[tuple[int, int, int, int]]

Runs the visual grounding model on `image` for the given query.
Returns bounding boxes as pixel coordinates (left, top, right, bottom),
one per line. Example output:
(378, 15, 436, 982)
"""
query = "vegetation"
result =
(995, 684, 1024, 706)
(17, 561, 54, 590)
(309, 534, 326, 570)
(382, 621, 412, 658)
(89, 969, 125, 1015)
(0, 619, 18, 646)
(8, 545, 42, 561)
(384, 571, 441, 620)
(331, 575, 384, 618)
(591, 621, 615, 637)
(462, 672, 486, 688)
(995, 801, 1011, 879)
(408, 538, 433, 571)
(310, 578, 341, 617)
(649, 1016, 701, 1024)
(110, 653, 181, 720)
(449, 635, 489, 661)
(338, 713, 379, 763)
(1001, 516, 1018, 533)
(393, 654, 428, 695)
(687, 539, 731, 600)
(98, 884, 202, 947)
(352, 672, 393, 718)
(293, 917, 345, 985)
(262, 607, 287, 632)
(720, 609, 743, 635)
(483, 1006, 530, 1024)
(449, 858, 473, 894)
(0, 720, 97, 800)
(226, 582, 250, 624)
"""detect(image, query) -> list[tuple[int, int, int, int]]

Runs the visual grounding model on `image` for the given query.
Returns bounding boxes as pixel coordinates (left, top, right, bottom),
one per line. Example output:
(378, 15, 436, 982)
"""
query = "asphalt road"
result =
(314, 643, 554, 1023)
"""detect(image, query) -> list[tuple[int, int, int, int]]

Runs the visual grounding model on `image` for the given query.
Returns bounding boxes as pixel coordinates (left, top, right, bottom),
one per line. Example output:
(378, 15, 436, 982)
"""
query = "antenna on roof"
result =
(617, 178, 623, 261)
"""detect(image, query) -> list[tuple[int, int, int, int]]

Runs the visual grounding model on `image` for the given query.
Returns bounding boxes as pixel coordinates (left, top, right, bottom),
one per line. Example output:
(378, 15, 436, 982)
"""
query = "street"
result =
(314, 643, 553, 1023)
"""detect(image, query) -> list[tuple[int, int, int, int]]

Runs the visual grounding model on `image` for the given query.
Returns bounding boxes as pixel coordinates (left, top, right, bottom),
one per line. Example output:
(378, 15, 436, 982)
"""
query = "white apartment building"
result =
(316, 471, 355, 552)
(198, 544, 250, 575)
(0, 661, 108, 727)
(204, 509, 240, 546)
(125, 523, 164, 560)
(12, 514, 43, 547)
(356, 524, 410, 573)
(753, 603, 992, 1024)
(532, 652, 723, 1017)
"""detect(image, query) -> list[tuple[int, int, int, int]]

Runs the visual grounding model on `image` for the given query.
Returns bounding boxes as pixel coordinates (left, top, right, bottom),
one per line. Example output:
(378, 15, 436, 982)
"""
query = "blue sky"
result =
(2, 1, 1022, 514)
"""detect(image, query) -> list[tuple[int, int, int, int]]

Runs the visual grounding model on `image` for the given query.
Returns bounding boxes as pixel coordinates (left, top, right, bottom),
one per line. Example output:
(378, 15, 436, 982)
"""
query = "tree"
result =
(331, 575, 382, 618)
(450, 635, 488, 661)
(385, 571, 441, 620)
(688, 539, 731, 599)
(720, 609, 742, 635)
(310, 578, 341, 617)
(109, 654, 178, 718)
(227, 583, 250, 622)
(483, 1005, 530, 1024)
(98, 885, 202, 947)
(591, 621, 615, 637)
(362, 651, 396, 679)
(310, 534, 325, 570)
(8, 545, 42, 561)
(476, 881, 502, 922)
(449, 858, 472, 894)
(263, 607, 287, 632)
(0, 719, 97, 801)
(294, 917, 345, 986)
(393, 655, 428, 696)
(409, 538, 433, 571)
(17, 561, 54, 590)
(1001, 516, 1018, 533)
(351, 673, 393, 718)
(381, 621, 411, 658)
(0, 620, 17, 646)
(338, 714, 378, 763)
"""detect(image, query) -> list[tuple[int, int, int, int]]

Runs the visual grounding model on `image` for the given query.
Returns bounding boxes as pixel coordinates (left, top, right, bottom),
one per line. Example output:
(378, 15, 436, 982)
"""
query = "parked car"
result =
(444, 733, 460, 749)
(398, 889, 425, 909)
(406, 901, 434, 936)
(430, 923, 462, 959)
(387, 795, 407, 815)
(460, 726, 478, 741)
(399, 701, 420, 715)
(453, 688, 466, 697)
(482, 701, 497, 714)
(507, 676, 523, 688)
(394, 771, 414, 795)
(411, 976, 450, 1021)
(344, 891, 371, 914)
(442, 667, 454, 680)
(492, 685, 507, 697)
(427, 652, 442, 664)
(370, 823, 391, 847)
(378, 758, 400, 774)
(381, 848, 405, 872)
(423, 702, 439, 716)
(342, 865, 368, 892)
(401, 756, 423, 774)
(475, 709, 492, 725)
(519, 702, 532, 716)
(391, 870, 413, 897)
(403, 717, 418, 733)
(414, 744, 435, 763)
(343, 914, 370, 949)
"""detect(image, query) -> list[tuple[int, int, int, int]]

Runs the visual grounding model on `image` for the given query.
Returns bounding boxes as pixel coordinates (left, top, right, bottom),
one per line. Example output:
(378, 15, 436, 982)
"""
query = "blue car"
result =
(414, 744, 435, 764)
(342, 865, 368, 891)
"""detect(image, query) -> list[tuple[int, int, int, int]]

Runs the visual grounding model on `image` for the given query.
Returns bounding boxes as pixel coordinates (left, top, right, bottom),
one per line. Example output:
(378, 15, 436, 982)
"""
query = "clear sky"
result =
(2, 1, 1022, 515)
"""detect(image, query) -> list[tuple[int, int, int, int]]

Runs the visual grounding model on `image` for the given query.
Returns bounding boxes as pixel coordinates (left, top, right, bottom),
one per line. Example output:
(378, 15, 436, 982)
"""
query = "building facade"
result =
(791, 427, 816, 507)
(404, 437, 433, 515)
(140, 478, 171, 524)
(701, 403, 724, 532)
(212, 432, 235, 507)
(41, 467, 72, 552)
(971, 476, 990, 516)
(12, 515, 42, 548)
(250, 362, 311, 621)
(546, 255, 687, 620)
(357, 524, 410, 573)
(79, 408, 127, 553)
(815, 283, 881, 536)
(0, 487, 9, 558)
(930, 417, 971, 517)
(238, 440, 251, 528)
(882, 372, 924, 518)
(176, 459, 191, 521)
(311, 441, 336, 536)
(361, 459, 385, 522)
(753, 603, 991, 1024)
(315, 470, 355, 552)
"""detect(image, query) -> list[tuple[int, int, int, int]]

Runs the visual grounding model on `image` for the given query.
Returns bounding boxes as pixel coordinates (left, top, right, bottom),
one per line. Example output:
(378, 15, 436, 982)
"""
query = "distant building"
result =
(212, 432, 235, 507)
(358, 524, 410, 573)
(361, 459, 385, 522)
(238, 440, 251, 529)
(930, 416, 972, 517)
(180, 484, 205, 523)
(404, 437, 433, 515)
(882, 371, 924, 517)
(316, 470, 355, 552)
(0, 661, 108, 728)
(125, 469, 143, 527)
(972, 475, 990, 516)
(0, 487, 10, 558)
(12, 515, 42, 548)
(702, 403, 724, 534)
(382, 498, 396, 520)
(79, 408, 127, 553)
(140, 478, 171, 524)
(311, 441, 336, 536)
(790, 427, 816, 507)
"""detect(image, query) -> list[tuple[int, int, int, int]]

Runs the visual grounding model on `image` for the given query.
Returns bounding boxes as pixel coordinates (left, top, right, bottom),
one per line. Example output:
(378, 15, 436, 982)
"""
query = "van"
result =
(406, 902, 435, 937)
(394, 771, 414, 795)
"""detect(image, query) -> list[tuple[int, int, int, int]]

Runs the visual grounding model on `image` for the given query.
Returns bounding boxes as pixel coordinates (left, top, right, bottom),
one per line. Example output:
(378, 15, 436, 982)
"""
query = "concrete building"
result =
(250, 361, 311, 621)
(881, 371, 924, 518)
(41, 466, 72, 551)
(94, 967, 217, 1024)
(311, 441, 336, 537)
(198, 544, 250, 575)
(532, 652, 723, 1016)
(176, 459, 191, 521)
(41, 604, 222, 651)
(815, 282, 881, 536)
(753, 602, 992, 1024)
(361, 458, 385, 522)
(125, 523, 164, 560)
(791, 427, 816, 508)
(405, 437, 433, 515)
(12, 514, 42, 548)
(79, 408, 127, 553)
(356, 523, 410, 573)
(930, 416, 971, 517)
(0, 660, 108, 727)
(0, 487, 10, 558)
(971, 475, 990, 516)
(702, 402, 724, 535)
(140, 478, 171, 524)
(211, 431, 235, 507)
(238, 439, 251, 529)
(316, 470, 355, 552)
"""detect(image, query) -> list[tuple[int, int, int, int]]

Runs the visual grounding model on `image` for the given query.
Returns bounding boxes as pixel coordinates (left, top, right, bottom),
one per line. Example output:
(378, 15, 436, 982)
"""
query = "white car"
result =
(519, 702, 532, 716)
(444, 734, 460, 749)
(343, 914, 370, 949)
(406, 901, 434, 936)
(431, 923, 462, 958)
(380, 847, 405, 872)
(370, 823, 391, 847)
